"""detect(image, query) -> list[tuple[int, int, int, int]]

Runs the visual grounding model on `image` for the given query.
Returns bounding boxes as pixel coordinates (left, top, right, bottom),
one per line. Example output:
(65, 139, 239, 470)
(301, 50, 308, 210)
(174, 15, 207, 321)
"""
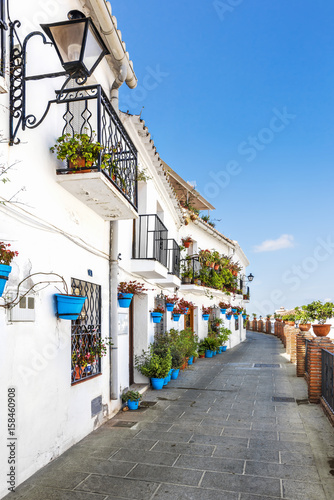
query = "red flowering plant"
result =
(150, 305, 165, 314)
(218, 301, 230, 310)
(118, 281, 148, 295)
(178, 298, 194, 314)
(172, 305, 184, 315)
(164, 295, 179, 304)
(0, 242, 18, 266)
(202, 305, 211, 315)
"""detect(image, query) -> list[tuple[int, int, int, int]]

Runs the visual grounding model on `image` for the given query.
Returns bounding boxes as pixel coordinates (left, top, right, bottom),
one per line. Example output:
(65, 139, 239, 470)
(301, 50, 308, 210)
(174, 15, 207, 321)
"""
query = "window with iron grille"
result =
(0, 0, 6, 77)
(235, 317, 239, 330)
(71, 278, 102, 384)
(154, 294, 166, 336)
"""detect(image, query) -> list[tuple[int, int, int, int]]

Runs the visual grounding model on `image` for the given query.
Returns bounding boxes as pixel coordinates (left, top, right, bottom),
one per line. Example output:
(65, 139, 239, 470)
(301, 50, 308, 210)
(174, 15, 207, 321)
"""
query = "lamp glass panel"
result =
(49, 22, 85, 64)
(83, 26, 105, 73)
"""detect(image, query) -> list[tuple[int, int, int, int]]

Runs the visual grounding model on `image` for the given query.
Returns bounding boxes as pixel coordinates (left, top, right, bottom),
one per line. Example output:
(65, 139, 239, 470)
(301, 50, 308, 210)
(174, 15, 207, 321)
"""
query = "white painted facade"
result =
(0, 1, 250, 497)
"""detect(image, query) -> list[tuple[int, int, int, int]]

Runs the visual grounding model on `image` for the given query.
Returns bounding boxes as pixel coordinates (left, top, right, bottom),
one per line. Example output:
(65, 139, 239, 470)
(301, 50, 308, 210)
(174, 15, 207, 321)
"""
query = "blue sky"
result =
(110, 0, 334, 315)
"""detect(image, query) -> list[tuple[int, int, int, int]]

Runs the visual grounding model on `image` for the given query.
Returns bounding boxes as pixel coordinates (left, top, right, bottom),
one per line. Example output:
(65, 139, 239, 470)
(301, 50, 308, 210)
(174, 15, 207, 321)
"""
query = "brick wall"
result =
(296, 331, 313, 377)
(307, 337, 334, 404)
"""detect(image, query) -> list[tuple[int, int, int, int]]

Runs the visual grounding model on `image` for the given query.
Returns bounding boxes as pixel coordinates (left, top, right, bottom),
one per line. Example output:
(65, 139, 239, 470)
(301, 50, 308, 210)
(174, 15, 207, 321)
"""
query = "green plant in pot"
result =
(50, 132, 112, 170)
(121, 390, 142, 403)
(303, 301, 334, 336)
(294, 306, 312, 331)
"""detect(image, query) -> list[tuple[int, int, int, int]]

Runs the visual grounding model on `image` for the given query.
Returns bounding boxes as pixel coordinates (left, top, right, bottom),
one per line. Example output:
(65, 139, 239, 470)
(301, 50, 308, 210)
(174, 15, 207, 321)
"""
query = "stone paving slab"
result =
(4, 331, 334, 500)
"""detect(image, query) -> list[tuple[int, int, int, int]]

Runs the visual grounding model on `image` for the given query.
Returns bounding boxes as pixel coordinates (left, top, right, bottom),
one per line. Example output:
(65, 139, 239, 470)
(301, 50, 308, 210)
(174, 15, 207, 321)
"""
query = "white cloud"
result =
(254, 234, 294, 253)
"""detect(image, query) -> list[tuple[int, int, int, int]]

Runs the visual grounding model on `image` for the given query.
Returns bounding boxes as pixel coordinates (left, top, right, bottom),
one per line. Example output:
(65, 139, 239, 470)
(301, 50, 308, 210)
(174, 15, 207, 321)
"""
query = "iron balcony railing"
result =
(167, 239, 181, 278)
(133, 214, 168, 267)
(56, 85, 138, 210)
(322, 349, 334, 413)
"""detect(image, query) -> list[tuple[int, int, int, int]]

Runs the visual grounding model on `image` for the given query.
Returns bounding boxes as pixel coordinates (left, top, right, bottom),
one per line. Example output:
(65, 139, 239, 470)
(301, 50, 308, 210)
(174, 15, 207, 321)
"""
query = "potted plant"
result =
(303, 301, 334, 336)
(150, 304, 165, 323)
(118, 281, 148, 308)
(135, 347, 172, 390)
(219, 327, 232, 351)
(219, 301, 230, 314)
(202, 305, 211, 320)
(0, 242, 18, 297)
(50, 132, 112, 171)
(121, 390, 142, 410)
(294, 306, 312, 332)
(181, 236, 193, 248)
(178, 298, 194, 314)
(202, 337, 217, 357)
(165, 295, 178, 312)
(172, 305, 183, 321)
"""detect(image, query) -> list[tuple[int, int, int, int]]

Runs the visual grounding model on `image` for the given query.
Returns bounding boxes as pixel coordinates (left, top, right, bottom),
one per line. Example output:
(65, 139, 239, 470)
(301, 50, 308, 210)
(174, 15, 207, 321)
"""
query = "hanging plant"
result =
(0, 242, 18, 297)
(118, 280, 148, 308)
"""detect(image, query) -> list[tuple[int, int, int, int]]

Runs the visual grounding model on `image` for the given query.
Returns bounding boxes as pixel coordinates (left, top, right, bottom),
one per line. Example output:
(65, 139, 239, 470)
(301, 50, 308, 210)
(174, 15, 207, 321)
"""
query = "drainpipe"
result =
(109, 220, 119, 400)
(110, 62, 127, 113)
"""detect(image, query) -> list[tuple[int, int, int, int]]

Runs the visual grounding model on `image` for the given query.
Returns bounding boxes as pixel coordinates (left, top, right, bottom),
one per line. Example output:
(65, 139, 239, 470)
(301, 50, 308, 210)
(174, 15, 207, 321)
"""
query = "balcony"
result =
(131, 215, 181, 284)
(180, 254, 240, 296)
(55, 85, 138, 220)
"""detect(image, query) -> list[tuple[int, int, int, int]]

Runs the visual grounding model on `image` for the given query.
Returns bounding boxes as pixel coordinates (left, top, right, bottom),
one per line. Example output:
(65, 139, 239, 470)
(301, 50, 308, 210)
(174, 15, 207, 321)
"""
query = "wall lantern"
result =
(41, 16, 108, 80)
(247, 273, 254, 282)
(9, 10, 109, 145)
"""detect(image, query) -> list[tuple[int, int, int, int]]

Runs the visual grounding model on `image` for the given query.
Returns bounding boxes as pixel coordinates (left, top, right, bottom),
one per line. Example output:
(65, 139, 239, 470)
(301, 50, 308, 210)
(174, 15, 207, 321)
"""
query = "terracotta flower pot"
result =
(183, 241, 191, 248)
(214, 264, 219, 270)
(312, 324, 331, 337)
(69, 157, 93, 172)
(299, 324, 311, 332)
(199, 354, 205, 358)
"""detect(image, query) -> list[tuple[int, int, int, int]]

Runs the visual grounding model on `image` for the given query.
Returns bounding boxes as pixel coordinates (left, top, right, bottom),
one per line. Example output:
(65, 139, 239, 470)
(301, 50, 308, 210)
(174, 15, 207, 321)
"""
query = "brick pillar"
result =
(286, 326, 293, 356)
(308, 337, 334, 403)
(253, 320, 257, 331)
(282, 325, 289, 348)
(290, 328, 298, 364)
(296, 331, 313, 377)
(257, 320, 262, 332)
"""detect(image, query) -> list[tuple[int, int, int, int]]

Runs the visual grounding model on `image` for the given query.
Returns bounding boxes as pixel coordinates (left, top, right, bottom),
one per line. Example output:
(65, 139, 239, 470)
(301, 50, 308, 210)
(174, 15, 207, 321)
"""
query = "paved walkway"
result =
(5, 331, 334, 500)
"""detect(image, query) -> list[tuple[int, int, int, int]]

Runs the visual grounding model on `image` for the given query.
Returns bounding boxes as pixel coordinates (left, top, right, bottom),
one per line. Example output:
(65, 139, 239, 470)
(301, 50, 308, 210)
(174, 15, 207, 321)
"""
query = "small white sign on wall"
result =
(118, 311, 129, 335)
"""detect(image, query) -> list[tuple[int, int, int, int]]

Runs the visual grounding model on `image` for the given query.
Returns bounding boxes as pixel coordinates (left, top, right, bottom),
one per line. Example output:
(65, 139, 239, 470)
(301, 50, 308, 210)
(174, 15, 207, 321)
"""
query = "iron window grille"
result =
(154, 294, 166, 337)
(56, 85, 138, 210)
(133, 214, 168, 267)
(71, 278, 102, 384)
(322, 349, 334, 413)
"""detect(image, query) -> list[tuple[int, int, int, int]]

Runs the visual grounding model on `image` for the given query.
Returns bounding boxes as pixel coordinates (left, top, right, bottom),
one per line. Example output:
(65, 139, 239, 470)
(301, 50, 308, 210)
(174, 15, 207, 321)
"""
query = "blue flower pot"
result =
(188, 356, 194, 365)
(202, 314, 210, 321)
(172, 313, 181, 321)
(127, 400, 139, 410)
(205, 349, 213, 358)
(213, 350, 217, 356)
(222, 346, 227, 351)
(183, 308, 189, 314)
(218, 346, 223, 353)
(55, 294, 87, 320)
(151, 377, 164, 390)
(0, 264, 11, 297)
(220, 308, 226, 314)
(231, 308, 237, 313)
(151, 312, 163, 323)
(118, 293, 133, 308)
(163, 376, 168, 386)
(226, 314, 232, 320)
(166, 303, 175, 312)
(242, 314, 247, 319)
(171, 369, 179, 380)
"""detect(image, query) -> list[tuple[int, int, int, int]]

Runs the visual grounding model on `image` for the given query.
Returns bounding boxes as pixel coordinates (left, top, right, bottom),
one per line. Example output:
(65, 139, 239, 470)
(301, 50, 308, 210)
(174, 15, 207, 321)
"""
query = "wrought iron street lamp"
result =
(9, 10, 109, 145)
(41, 17, 108, 80)
(247, 273, 254, 282)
